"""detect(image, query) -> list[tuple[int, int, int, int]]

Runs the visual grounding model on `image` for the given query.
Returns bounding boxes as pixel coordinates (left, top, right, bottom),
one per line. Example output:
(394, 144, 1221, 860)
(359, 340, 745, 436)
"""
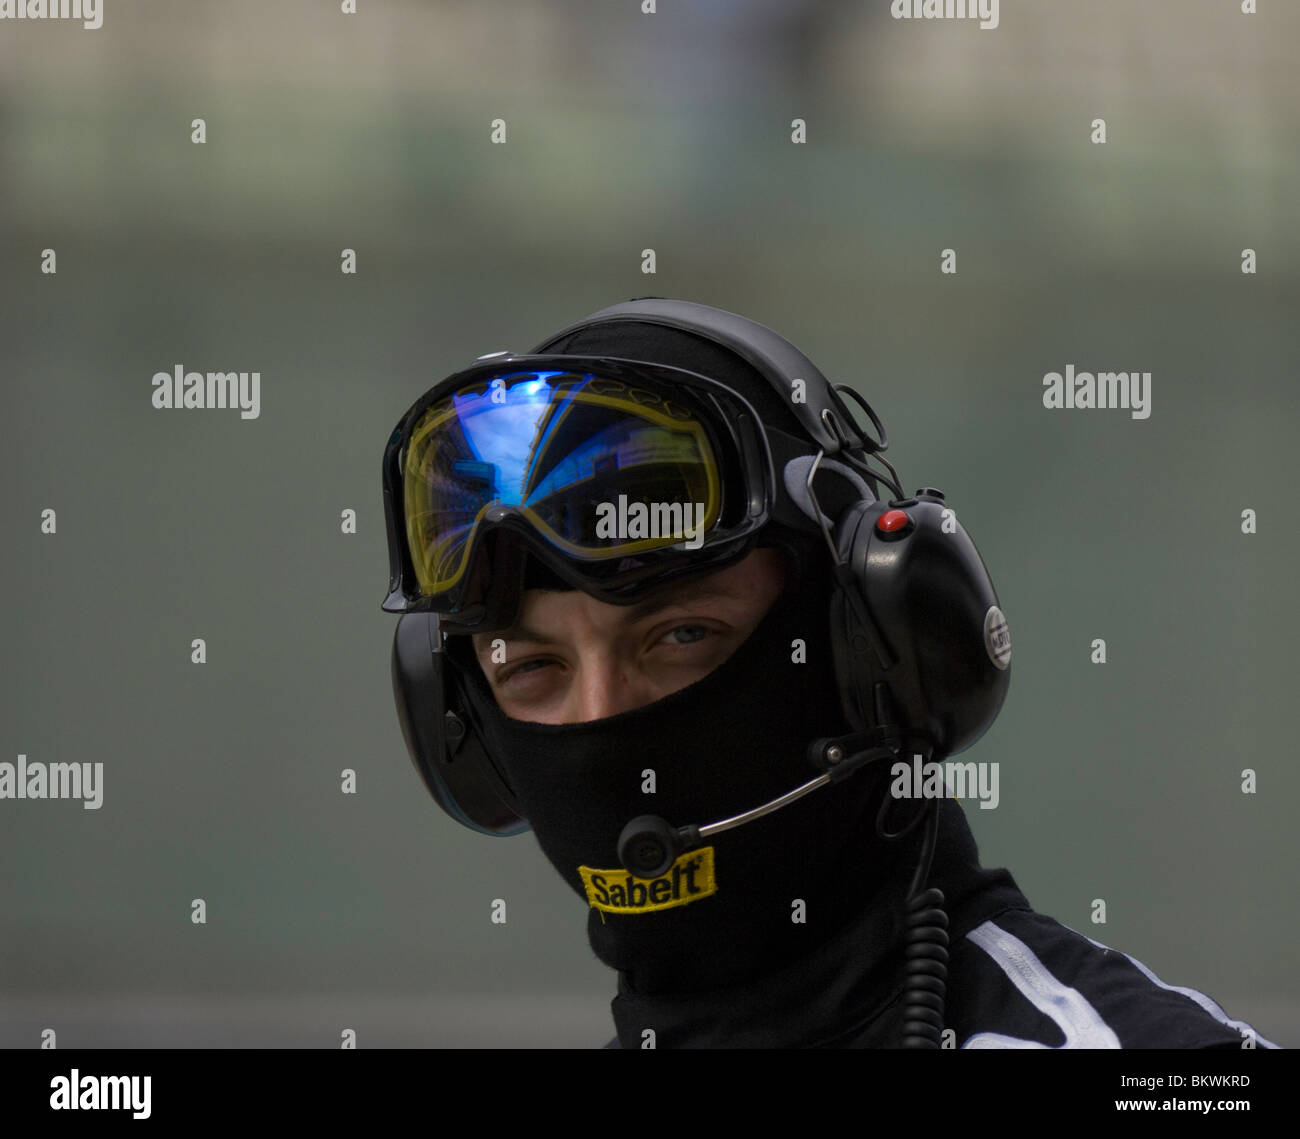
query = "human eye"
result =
(659, 623, 711, 646)
(497, 657, 554, 686)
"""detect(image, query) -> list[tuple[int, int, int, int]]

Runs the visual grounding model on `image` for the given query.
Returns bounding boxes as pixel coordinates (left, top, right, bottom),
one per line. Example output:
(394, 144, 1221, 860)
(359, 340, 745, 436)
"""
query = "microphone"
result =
(616, 729, 901, 879)
(617, 817, 701, 879)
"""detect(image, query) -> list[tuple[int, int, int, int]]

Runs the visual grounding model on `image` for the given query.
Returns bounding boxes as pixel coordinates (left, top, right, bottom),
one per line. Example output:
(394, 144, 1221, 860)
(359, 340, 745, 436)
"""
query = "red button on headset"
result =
(876, 509, 912, 533)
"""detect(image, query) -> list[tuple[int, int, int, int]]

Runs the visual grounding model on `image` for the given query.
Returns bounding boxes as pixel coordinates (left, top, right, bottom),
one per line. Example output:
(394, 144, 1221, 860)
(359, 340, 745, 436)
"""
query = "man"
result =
(382, 297, 1277, 1049)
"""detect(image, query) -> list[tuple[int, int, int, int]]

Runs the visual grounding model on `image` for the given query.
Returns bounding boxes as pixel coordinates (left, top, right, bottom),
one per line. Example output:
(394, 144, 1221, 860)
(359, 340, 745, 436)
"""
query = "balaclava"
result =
(446, 317, 916, 996)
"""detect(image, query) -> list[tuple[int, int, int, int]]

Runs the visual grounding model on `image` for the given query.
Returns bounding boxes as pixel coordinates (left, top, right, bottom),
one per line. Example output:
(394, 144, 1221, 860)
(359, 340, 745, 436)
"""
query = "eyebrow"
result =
(485, 582, 743, 647)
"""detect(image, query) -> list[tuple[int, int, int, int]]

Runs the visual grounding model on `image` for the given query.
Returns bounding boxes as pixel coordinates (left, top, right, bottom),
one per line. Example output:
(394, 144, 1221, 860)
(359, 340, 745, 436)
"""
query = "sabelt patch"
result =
(578, 847, 717, 915)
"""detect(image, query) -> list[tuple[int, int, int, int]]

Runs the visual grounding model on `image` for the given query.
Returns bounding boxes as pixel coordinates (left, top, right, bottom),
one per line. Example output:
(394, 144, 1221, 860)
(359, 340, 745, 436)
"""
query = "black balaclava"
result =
(446, 316, 915, 995)
(450, 549, 909, 995)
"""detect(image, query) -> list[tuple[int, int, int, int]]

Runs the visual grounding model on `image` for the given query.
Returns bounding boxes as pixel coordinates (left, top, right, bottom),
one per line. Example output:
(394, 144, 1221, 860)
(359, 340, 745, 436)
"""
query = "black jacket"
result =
(602, 800, 1279, 1049)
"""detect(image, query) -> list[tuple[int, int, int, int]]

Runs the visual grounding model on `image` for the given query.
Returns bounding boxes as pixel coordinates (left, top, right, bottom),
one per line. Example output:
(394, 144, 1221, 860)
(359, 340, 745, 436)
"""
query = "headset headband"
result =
(532, 298, 871, 456)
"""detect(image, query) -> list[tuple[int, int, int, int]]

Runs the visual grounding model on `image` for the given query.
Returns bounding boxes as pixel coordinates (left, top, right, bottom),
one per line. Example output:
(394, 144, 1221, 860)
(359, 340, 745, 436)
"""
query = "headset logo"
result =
(983, 605, 1011, 670)
(579, 847, 717, 915)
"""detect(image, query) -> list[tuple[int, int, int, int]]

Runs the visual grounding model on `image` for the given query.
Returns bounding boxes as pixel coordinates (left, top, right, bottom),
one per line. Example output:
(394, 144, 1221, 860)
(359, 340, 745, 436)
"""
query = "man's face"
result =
(470, 547, 788, 724)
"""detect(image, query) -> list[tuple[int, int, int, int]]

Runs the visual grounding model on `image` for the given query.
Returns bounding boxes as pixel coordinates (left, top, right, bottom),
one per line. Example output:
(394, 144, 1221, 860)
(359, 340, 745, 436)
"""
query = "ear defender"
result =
(828, 489, 1010, 760)
(391, 611, 528, 836)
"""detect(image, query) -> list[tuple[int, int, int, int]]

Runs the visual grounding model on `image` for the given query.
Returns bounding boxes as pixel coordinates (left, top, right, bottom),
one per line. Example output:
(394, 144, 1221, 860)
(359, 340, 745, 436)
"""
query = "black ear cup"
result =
(827, 493, 1011, 759)
(391, 613, 528, 836)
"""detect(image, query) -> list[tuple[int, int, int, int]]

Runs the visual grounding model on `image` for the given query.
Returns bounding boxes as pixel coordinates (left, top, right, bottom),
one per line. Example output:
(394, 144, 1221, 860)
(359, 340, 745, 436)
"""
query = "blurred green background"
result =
(2, 0, 1297, 1046)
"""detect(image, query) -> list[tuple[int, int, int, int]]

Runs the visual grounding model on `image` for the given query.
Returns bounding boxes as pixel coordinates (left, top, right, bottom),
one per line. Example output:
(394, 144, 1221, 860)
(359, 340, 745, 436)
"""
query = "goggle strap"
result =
(763, 426, 845, 537)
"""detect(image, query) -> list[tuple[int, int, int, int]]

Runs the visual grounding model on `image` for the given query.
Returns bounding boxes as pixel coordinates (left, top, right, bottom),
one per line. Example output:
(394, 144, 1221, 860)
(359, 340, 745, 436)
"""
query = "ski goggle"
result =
(381, 355, 815, 631)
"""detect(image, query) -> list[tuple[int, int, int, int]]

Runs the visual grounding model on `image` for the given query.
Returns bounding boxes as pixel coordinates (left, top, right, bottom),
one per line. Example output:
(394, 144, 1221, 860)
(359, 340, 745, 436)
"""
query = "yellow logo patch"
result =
(578, 847, 717, 914)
